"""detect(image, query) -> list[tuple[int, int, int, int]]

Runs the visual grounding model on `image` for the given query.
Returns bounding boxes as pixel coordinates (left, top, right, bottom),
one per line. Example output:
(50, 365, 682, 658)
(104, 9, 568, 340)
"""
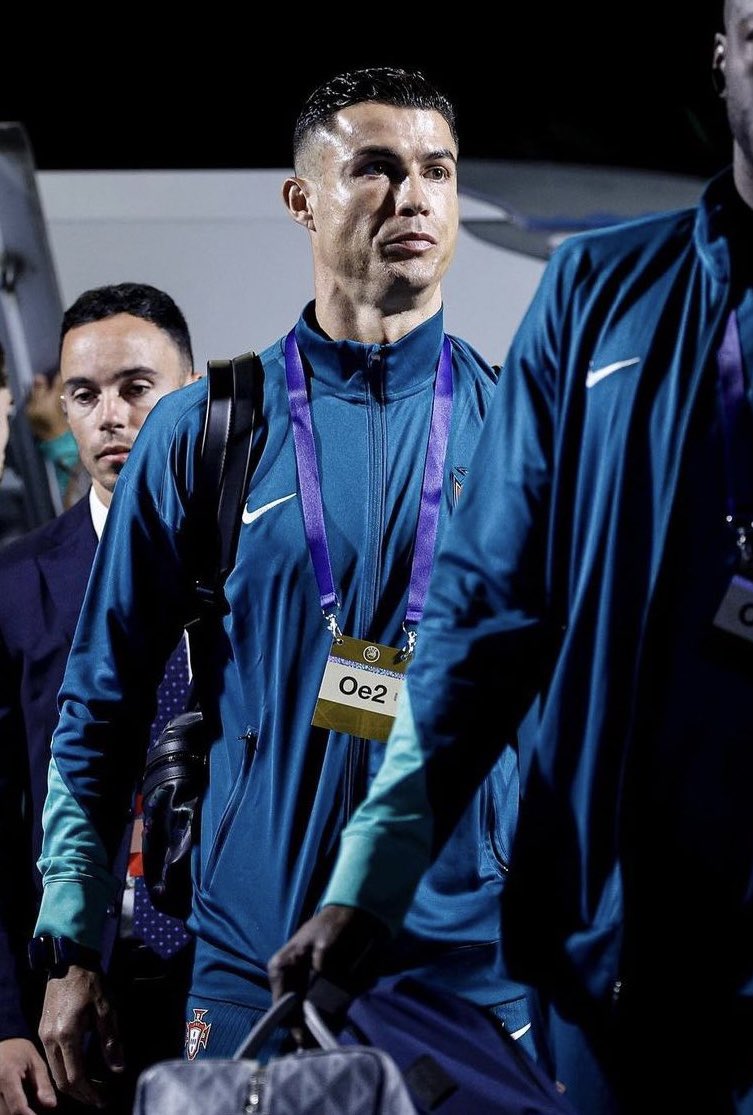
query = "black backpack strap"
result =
(214, 351, 258, 589)
(192, 350, 259, 615)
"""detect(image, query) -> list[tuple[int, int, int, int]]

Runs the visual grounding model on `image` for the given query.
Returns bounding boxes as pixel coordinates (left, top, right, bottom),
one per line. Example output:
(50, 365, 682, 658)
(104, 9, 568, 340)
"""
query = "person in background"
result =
(268, 5, 753, 1113)
(0, 283, 199, 1115)
(23, 367, 85, 511)
(32, 65, 534, 1107)
(0, 345, 13, 481)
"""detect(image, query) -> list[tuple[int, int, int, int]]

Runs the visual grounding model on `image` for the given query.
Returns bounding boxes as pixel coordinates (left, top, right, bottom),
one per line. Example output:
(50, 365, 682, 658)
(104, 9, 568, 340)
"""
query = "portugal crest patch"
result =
(185, 1007, 212, 1060)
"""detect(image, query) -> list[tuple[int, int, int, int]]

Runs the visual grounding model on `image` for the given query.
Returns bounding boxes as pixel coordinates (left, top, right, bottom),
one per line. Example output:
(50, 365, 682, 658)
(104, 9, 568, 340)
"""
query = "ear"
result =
(712, 33, 726, 97)
(282, 176, 315, 230)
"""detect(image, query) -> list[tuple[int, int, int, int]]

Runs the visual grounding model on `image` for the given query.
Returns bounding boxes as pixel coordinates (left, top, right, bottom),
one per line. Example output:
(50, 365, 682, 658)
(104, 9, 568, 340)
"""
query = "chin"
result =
(96, 470, 120, 493)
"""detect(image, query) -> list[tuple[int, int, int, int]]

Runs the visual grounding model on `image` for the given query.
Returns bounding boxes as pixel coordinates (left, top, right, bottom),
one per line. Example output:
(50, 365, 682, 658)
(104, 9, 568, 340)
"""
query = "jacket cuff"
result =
(34, 877, 113, 953)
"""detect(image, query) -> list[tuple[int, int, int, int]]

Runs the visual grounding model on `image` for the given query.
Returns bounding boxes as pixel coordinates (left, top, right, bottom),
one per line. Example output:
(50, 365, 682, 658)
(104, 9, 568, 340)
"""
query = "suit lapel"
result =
(36, 496, 98, 641)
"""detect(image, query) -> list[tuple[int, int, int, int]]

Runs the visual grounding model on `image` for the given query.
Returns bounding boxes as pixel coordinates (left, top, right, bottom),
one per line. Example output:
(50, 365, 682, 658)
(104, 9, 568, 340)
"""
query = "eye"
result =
(425, 165, 452, 182)
(360, 158, 392, 177)
(122, 381, 153, 402)
(70, 388, 97, 408)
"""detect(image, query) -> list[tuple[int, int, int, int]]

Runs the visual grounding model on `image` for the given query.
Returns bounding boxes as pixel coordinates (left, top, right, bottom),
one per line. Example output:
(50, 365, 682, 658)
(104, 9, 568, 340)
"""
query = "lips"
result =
(384, 231, 437, 248)
(97, 444, 131, 461)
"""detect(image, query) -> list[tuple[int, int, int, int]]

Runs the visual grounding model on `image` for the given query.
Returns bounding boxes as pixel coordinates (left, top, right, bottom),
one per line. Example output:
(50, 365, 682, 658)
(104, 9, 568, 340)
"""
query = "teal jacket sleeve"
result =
(321, 691, 433, 935)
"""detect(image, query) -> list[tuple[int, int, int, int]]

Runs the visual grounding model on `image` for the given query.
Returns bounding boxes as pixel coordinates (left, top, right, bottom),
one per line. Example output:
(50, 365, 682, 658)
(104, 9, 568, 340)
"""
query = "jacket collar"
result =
(293, 300, 446, 398)
(696, 165, 743, 286)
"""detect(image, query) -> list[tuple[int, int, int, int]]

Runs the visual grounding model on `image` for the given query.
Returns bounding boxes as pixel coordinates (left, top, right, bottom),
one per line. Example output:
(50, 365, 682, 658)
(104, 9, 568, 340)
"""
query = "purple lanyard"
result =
(716, 310, 753, 569)
(284, 330, 453, 644)
(716, 310, 753, 520)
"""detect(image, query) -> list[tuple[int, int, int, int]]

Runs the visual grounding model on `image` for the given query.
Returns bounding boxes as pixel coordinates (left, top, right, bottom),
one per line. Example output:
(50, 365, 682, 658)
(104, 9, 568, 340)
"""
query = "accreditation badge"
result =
(713, 574, 753, 645)
(312, 635, 409, 741)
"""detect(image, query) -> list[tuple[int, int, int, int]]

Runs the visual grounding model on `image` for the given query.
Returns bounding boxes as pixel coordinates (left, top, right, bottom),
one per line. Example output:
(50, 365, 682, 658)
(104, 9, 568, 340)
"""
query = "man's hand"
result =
(38, 966, 123, 1108)
(267, 904, 389, 1003)
(0, 1038, 57, 1115)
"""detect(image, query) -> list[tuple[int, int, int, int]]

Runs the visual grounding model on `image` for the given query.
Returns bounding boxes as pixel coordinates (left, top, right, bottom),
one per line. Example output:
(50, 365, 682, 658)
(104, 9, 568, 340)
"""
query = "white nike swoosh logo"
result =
(510, 1022, 532, 1041)
(241, 493, 296, 525)
(585, 357, 640, 389)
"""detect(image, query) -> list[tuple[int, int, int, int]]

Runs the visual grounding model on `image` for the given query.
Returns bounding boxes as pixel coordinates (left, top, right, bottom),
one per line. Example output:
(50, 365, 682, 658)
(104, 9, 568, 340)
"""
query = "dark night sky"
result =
(0, 10, 730, 182)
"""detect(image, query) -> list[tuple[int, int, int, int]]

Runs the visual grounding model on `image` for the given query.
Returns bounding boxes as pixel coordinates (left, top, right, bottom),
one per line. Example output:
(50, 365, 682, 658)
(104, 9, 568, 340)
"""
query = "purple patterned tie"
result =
(130, 638, 193, 958)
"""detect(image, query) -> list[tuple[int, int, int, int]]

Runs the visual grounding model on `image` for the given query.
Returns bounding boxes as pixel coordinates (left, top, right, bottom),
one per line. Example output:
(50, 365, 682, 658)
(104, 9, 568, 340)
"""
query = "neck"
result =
(312, 283, 442, 344)
(733, 147, 753, 211)
(92, 479, 113, 508)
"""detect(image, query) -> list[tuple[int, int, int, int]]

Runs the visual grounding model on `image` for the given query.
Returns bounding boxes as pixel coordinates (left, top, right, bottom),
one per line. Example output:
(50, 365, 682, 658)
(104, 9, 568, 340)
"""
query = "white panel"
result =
(38, 170, 545, 371)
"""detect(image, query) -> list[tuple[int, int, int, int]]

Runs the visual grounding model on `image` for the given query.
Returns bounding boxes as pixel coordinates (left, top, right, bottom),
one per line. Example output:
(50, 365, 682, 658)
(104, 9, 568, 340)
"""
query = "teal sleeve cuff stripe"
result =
(322, 690, 434, 935)
(34, 757, 120, 951)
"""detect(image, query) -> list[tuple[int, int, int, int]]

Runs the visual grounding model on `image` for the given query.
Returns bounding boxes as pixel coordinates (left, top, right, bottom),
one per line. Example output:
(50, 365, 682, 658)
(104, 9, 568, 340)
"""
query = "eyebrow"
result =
(62, 367, 158, 392)
(354, 144, 457, 166)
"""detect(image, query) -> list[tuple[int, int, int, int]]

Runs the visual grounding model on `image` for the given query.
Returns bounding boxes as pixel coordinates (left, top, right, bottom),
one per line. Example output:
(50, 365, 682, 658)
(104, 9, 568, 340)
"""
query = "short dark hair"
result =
(293, 66, 459, 171)
(60, 282, 194, 372)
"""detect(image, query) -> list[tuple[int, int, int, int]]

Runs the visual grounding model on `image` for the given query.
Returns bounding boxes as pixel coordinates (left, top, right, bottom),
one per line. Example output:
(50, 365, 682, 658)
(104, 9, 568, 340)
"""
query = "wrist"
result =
(27, 934, 100, 980)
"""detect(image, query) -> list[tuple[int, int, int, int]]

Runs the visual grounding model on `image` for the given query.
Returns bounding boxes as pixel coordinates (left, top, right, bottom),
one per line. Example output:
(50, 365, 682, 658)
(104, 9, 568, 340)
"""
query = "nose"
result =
(97, 390, 127, 430)
(395, 171, 430, 215)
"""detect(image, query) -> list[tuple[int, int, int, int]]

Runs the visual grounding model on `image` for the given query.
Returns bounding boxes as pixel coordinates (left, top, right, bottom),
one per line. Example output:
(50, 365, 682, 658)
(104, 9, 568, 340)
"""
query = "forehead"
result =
(60, 313, 178, 381)
(728, 0, 753, 25)
(324, 101, 457, 160)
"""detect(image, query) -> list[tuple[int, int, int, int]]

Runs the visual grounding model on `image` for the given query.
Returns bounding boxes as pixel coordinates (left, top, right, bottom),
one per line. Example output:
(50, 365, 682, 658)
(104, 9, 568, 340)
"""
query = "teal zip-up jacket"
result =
(36, 304, 524, 1010)
(323, 168, 753, 1018)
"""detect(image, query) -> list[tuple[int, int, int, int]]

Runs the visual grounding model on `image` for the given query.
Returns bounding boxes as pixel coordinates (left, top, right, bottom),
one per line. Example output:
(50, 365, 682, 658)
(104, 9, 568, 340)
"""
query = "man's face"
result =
(298, 102, 459, 309)
(60, 313, 190, 504)
(720, 0, 753, 174)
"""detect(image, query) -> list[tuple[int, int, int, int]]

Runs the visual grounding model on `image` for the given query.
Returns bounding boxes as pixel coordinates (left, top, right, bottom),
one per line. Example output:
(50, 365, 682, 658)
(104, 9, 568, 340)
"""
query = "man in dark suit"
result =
(0, 283, 199, 1115)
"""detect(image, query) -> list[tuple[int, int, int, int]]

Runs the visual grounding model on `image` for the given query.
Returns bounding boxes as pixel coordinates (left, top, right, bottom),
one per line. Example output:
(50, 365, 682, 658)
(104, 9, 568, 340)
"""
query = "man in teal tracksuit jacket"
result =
(269, 154, 753, 1112)
(32, 67, 531, 1107)
(33, 306, 524, 1057)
